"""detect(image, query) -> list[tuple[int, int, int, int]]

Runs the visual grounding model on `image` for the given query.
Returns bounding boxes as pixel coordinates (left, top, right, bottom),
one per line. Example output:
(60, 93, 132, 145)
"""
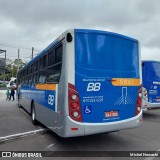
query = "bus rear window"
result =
(147, 62, 160, 80)
(75, 33, 139, 73)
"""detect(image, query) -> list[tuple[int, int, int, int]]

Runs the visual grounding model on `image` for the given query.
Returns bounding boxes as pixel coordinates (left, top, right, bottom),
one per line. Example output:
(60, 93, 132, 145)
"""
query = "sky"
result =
(0, 0, 160, 63)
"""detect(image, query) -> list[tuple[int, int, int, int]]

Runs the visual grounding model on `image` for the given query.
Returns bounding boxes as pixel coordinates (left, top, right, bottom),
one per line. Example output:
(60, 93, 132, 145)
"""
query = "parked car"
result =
(0, 81, 7, 87)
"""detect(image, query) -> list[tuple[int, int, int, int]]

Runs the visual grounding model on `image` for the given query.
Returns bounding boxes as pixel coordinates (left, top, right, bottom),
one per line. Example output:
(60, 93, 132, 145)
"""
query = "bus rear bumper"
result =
(142, 100, 160, 109)
(63, 110, 142, 137)
(84, 110, 142, 136)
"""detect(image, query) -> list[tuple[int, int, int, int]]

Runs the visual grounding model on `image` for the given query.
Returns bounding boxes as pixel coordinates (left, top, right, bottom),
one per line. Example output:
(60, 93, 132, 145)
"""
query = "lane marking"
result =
(143, 149, 160, 160)
(46, 144, 56, 150)
(0, 129, 48, 143)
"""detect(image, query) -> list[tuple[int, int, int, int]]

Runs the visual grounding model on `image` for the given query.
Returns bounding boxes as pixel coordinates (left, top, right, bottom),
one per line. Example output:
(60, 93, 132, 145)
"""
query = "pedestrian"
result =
(6, 88, 10, 100)
(9, 85, 15, 101)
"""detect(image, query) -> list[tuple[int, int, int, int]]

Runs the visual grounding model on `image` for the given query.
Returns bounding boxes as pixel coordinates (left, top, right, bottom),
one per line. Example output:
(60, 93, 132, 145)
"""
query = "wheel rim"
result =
(32, 108, 35, 121)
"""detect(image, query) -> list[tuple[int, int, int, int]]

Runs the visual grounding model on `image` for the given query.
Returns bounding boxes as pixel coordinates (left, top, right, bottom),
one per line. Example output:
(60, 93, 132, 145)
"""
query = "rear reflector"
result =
(71, 128, 78, 131)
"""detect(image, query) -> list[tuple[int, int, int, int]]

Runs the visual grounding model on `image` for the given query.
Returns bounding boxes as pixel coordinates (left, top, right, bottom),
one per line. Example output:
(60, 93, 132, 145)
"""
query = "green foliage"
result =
(0, 83, 6, 87)
(0, 58, 26, 80)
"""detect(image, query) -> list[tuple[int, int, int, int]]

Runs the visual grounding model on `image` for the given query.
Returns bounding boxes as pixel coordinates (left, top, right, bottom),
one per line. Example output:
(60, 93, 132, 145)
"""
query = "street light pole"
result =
(4, 50, 6, 81)
(0, 49, 7, 81)
(32, 47, 34, 59)
(17, 49, 20, 75)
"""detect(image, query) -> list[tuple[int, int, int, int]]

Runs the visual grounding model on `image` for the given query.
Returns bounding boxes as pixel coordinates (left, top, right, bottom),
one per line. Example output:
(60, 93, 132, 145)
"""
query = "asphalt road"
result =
(0, 92, 160, 160)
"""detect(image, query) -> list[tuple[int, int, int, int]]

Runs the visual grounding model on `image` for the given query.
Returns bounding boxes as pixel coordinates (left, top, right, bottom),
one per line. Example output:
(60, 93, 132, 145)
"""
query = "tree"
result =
(7, 59, 26, 78)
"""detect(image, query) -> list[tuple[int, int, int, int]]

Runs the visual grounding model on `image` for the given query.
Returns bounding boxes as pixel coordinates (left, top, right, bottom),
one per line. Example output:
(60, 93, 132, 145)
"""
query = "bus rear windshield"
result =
(147, 62, 160, 80)
(75, 32, 139, 77)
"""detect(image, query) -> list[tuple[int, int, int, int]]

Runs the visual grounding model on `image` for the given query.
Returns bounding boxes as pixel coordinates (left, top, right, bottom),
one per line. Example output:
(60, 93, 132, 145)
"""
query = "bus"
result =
(17, 29, 142, 137)
(142, 60, 160, 109)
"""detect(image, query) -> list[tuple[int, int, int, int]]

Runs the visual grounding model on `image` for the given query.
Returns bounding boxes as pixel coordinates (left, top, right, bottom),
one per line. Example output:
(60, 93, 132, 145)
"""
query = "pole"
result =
(3, 51, 6, 81)
(17, 49, 20, 74)
(32, 47, 34, 59)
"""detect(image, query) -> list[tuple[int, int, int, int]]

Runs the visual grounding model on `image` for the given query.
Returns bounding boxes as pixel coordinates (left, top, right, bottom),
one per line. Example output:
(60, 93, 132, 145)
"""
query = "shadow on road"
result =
(47, 130, 128, 151)
(143, 109, 160, 120)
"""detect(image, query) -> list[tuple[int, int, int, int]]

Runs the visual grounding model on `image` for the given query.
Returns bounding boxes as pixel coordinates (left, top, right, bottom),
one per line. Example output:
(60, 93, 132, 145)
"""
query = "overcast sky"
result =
(0, 0, 160, 63)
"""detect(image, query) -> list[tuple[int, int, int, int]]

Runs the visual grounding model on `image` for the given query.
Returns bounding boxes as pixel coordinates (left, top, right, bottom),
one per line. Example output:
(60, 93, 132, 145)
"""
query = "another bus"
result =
(142, 60, 160, 109)
(17, 29, 142, 137)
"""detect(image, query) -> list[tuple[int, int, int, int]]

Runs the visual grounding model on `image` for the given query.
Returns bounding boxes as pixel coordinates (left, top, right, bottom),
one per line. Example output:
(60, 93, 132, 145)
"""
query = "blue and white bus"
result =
(142, 60, 160, 109)
(17, 29, 142, 137)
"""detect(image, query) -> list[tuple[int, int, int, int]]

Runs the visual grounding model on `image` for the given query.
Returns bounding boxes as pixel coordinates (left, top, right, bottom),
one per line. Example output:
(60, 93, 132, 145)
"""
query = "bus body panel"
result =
(35, 102, 58, 132)
(20, 84, 32, 113)
(142, 61, 160, 109)
(56, 37, 71, 137)
(74, 30, 141, 123)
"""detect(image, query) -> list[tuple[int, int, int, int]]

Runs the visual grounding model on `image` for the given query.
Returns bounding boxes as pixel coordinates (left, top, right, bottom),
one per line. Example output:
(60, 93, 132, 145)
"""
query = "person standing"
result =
(6, 88, 10, 100)
(9, 85, 15, 101)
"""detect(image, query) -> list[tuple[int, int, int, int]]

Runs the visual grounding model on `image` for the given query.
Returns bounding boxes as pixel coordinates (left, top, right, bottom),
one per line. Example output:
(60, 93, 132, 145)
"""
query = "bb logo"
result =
(48, 94, 54, 105)
(87, 83, 101, 91)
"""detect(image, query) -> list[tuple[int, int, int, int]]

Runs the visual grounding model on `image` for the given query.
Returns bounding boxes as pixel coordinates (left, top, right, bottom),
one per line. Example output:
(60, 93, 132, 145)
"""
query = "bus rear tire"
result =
(17, 94, 22, 108)
(31, 104, 37, 125)
(17, 100, 22, 108)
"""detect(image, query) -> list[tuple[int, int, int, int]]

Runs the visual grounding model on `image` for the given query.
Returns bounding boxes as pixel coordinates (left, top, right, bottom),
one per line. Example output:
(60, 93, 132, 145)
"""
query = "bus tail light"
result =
(135, 85, 142, 116)
(68, 83, 82, 122)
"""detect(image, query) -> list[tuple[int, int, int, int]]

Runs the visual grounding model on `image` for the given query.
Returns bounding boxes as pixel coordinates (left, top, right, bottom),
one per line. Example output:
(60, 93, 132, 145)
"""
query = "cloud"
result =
(0, 0, 160, 61)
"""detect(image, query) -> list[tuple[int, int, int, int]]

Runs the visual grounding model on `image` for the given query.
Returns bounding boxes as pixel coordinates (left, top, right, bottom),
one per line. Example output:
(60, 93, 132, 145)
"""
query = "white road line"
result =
(143, 149, 160, 160)
(0, 129, 48, 143)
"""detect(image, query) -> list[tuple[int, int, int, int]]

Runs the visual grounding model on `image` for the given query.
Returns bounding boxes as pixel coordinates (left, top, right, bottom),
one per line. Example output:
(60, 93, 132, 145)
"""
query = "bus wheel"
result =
(17, 94, 22, 108)
(17, 99, 22, 108)
(31, 104, 37, 125)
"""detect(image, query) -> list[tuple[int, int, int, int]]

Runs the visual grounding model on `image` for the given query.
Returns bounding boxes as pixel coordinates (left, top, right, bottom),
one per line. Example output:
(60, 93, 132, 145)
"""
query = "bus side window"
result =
(48, 49, 55, 66)
(55, 45, 62, 64)
(33, 74, 37, 84)
(22, 78, 24, 84)
(35, 61, 39, 71)
(25, 77, 28, 84)
(38, 70, 47, 84)
(43, 55, 47, 68)
(47, 64, 62, 83)
(26, 69, 28, 76)
(39, 58, 44, 70)
(29, 75, 32, 84)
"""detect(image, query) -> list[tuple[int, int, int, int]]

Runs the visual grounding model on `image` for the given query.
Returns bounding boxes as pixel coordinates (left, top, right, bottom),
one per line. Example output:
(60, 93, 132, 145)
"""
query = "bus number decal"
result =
(48, 94, 54, 105)
(112, 78, 140, 86)
(87, 83, 101, 91)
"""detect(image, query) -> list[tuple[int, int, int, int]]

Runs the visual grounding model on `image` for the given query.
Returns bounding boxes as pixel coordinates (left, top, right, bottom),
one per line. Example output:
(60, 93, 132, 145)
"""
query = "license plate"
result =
(105, 111, 118, 118)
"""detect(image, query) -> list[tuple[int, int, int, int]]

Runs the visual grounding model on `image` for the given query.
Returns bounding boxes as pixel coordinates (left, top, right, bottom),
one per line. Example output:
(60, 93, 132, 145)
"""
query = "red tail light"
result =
(135, 85, 142, 116)
(68, 83, 82, 122)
